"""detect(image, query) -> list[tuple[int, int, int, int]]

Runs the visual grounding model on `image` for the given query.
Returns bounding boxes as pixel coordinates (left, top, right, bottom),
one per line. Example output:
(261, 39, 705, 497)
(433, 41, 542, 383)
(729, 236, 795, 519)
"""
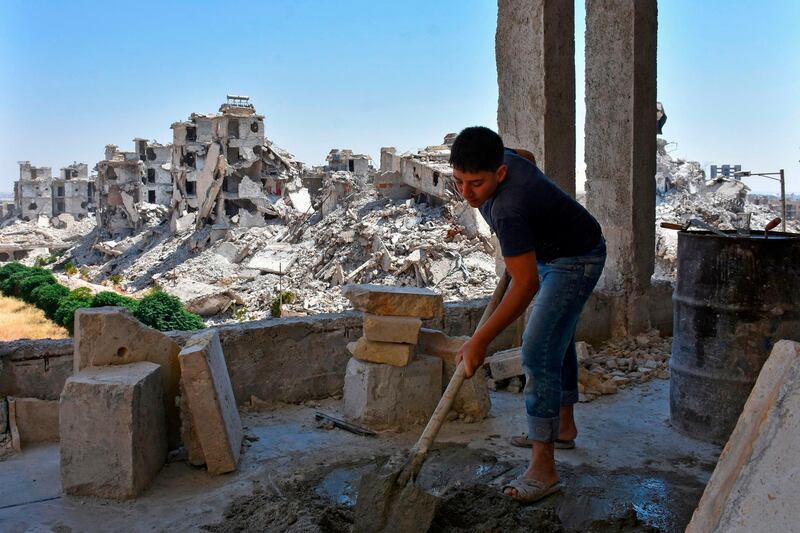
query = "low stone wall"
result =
(0, 289, 674, 405)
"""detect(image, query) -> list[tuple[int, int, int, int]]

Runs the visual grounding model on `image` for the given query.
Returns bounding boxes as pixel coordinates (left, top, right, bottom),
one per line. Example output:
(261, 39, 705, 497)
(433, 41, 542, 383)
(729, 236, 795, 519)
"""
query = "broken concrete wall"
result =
(0, 291, 674, 405)
(15, 162, 54, 221)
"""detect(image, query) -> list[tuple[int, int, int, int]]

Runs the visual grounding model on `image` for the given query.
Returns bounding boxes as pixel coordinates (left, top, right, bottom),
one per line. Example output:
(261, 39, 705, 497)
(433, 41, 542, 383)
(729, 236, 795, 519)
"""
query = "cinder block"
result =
(347, 337, 414, 367)
(687, 340, 800, 533)
(487, 347, 523, 380)
(8, 397, 60, 451)
(342, 284, 443, 318)
(343, 356, 442, 431)
(60, 362, 167, 499)
(363, 314, 422, 344)
(73, 307, 181, 448)
(179, 331, 242, 475)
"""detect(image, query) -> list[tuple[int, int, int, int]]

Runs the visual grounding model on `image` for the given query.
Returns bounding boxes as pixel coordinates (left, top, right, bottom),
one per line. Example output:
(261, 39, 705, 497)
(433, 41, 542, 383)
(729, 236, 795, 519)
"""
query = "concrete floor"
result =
(0, 379, 720, 532)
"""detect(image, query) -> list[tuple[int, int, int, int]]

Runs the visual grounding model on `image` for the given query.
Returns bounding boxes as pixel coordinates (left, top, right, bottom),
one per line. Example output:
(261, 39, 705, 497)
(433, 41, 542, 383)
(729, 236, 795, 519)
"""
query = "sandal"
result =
(510, 434, 576, 449)
(501, 476, 563, 503)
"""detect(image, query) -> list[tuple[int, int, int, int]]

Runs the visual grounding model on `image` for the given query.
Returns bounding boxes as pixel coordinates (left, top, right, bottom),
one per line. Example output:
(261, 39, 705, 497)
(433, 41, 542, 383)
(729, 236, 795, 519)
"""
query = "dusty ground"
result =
(0, 380, 719, 532)
(0, 296, 69, 341)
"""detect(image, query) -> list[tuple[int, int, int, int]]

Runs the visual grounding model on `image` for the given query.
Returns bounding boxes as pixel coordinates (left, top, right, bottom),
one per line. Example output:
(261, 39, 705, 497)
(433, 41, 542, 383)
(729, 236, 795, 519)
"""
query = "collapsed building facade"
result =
(169, 95, 303, 231)
(376, 136, 456, 202)
(12, 162, 95, 222)
(95, 140, 172, 235)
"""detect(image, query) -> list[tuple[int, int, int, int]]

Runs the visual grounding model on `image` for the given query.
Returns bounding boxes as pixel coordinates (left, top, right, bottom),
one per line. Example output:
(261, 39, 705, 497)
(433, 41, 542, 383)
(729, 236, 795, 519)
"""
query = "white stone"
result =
(179, 331, 243, 475)
(487, 347, 523, 380)
(363, 314, 421, 344)
(246, 243, 297, 274)
(687, 340, 800, 533)
(343, 356, 442, 431)
(60, 362, 167, 499)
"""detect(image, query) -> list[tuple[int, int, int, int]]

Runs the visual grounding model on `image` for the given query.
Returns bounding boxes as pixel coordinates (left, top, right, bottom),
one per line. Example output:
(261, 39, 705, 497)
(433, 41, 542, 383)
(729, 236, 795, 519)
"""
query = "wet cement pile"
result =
(201, 446, 684, 532)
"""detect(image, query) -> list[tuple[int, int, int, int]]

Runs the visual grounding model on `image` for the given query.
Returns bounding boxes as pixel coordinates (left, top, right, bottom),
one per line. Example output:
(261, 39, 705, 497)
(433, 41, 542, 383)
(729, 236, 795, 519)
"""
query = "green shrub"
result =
(19, 273, 57, 302)
(64, 262, 77, 276)
(0, 262, 28, 283)
(109, 274, 122, 286)
(31, 283, 70, 319)
(133, 290, 204, 332)
(0, 267, 50, 297)
(92, 291, 139, 314)
(54, 289, 94, 334)
(34, 255, 58, 267)
(270, 290, 296, 318)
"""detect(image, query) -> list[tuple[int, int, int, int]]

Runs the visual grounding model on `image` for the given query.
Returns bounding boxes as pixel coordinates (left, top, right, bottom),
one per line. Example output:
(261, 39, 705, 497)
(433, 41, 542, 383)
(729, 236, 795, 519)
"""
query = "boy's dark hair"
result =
(449, 126, 504, 172)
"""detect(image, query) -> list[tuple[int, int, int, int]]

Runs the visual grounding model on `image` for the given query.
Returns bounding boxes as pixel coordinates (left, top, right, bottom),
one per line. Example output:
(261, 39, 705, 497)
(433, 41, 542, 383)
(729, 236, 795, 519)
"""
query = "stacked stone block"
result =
(342, 285, 444, 430)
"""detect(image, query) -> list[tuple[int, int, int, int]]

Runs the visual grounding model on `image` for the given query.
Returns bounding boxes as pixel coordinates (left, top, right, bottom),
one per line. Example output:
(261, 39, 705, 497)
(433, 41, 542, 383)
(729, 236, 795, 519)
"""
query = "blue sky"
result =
(1, 0, 798, 195)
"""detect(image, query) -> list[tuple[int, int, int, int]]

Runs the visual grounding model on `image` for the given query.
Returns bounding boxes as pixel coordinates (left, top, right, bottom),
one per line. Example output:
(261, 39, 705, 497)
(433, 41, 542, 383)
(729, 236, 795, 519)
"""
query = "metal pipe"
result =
(780, 169, 787, 232)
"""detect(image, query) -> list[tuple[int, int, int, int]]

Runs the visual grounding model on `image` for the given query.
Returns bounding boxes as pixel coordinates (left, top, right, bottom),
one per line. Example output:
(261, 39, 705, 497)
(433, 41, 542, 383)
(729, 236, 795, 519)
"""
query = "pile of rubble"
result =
(487, 329, 671, 403)
(654, 139, 800, 280)
(61, 174, 497, 322)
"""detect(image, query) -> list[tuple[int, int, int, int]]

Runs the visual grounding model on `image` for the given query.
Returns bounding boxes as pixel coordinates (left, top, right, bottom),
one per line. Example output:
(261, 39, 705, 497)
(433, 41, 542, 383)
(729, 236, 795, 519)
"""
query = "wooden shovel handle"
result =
(765, 217, 781, 232)
(399, 270, 511, 483)
(660, 222, 687, 230)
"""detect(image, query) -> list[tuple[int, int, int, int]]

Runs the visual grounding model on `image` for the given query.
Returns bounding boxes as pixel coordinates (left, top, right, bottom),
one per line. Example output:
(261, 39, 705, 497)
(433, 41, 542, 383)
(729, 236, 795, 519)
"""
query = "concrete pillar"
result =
(585, 0, 657, 334)
(496, 0, 576, 196)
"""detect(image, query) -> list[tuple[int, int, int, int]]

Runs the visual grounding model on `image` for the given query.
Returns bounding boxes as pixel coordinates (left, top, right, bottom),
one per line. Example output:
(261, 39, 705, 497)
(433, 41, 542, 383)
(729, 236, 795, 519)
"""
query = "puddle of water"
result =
(314, 464, 375, 506)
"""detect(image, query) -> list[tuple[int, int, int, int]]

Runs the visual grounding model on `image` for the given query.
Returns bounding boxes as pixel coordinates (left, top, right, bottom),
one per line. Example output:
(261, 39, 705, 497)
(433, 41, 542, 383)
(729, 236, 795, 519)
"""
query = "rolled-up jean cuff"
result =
(561, 389, 579, 406)
(527, 415, 559, 443)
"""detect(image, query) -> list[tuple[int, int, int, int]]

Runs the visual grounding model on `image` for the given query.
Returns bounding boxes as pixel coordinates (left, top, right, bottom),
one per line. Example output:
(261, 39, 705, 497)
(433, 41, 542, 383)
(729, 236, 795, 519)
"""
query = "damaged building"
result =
(376, 136, 456, 202)
(95, 140, 172, 235)
(324, 149, 371, 177)
(13, 161, 96, 222)
(169, 95, 304, 230)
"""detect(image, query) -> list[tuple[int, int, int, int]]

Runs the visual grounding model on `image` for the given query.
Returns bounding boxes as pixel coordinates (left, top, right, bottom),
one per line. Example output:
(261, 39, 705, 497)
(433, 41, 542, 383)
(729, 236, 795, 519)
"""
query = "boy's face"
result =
(452, 165, 507, 208)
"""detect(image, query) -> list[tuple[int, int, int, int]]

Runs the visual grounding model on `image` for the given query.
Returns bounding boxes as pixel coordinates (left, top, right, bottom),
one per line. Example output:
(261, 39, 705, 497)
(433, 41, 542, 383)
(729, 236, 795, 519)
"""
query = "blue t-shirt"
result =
(478, 149, 602, 262)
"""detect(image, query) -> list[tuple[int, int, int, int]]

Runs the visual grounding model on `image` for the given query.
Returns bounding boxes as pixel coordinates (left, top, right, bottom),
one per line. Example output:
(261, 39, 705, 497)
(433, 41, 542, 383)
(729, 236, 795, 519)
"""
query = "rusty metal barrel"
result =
(670, 230, 800, 444)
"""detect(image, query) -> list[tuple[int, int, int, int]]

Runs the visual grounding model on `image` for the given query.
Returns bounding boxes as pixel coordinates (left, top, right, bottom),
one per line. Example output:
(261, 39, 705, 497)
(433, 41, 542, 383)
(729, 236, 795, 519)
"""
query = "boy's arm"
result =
(456, 250, 539, 378)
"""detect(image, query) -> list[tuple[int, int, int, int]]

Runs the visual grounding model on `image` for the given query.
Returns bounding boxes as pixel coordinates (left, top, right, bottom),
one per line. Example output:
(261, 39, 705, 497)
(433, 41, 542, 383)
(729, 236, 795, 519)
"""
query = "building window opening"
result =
(228, 119, 240, 139)
(147, 190, 156, 203)
(250, 121, 259, 133)
(146, 148, 157, 161)
(348, 160, 355, 172)
(186, 126, 197, 142)
(433, 171, 440, 187)
(186, 181, 196, 196)
(147, 168, 156, 183)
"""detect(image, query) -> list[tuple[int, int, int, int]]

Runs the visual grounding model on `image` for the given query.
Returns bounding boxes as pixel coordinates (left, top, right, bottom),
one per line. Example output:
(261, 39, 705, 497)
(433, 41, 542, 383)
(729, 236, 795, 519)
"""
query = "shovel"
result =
(353, 270, 512, 533)
(660, 219, 730, 238)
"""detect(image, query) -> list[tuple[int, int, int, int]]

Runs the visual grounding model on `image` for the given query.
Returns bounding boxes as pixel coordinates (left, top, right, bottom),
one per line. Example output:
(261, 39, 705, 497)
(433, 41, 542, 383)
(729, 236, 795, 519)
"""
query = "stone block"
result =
(418, 329, 491, 420)
(418, 328, 468, 356)
(363, 314, 422, 344)
(347, 337, 414, 367)
(73, 307, 181, 448)
(342, 284, 443, 318)
(487, 347, 523, 380)
(8, 397, 59, 451)
(179, 383, 205, 467)
(343, 356, 442, 431)
(686, 340, 800, 533)
(60, 362, 167, 499)
(179, 331, 242, 475)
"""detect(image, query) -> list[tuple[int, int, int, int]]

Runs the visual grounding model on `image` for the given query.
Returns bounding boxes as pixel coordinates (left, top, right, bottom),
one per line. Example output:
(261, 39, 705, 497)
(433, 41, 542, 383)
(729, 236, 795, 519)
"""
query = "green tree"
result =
(91, 291, 139, 314)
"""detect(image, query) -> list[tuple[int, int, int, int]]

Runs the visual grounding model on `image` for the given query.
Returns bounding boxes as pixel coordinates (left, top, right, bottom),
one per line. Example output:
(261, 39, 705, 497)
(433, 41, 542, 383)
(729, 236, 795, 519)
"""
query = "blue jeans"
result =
(521, 240, 606, 442)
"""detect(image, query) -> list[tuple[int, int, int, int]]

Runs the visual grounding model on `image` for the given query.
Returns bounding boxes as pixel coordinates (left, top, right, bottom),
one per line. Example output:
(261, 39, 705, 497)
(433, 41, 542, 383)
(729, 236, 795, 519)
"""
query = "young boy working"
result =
(451, 126, 606, 502)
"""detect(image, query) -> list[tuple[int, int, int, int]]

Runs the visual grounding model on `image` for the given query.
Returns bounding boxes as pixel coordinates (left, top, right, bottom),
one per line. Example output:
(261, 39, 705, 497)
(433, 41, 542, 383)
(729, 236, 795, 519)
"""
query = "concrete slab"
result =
(179, 331, 243, 475)
(73, 307, 181, 448)
(8, 397, 59, 451)
(686, 340, 800, 533)
(246, 243, 297, 274)
(60, 362, 167, 499)
(342, 284, 443, 318)
(0, 381, 719, 532)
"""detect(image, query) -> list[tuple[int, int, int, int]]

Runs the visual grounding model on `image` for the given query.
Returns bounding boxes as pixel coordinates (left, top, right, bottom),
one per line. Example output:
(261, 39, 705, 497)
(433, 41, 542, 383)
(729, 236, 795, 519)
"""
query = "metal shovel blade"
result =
(353, 462, 439, 533)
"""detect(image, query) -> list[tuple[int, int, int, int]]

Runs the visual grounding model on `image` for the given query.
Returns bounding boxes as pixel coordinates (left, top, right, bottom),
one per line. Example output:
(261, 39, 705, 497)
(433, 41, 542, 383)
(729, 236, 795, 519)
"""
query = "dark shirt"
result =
(478, 148, 602, 263)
